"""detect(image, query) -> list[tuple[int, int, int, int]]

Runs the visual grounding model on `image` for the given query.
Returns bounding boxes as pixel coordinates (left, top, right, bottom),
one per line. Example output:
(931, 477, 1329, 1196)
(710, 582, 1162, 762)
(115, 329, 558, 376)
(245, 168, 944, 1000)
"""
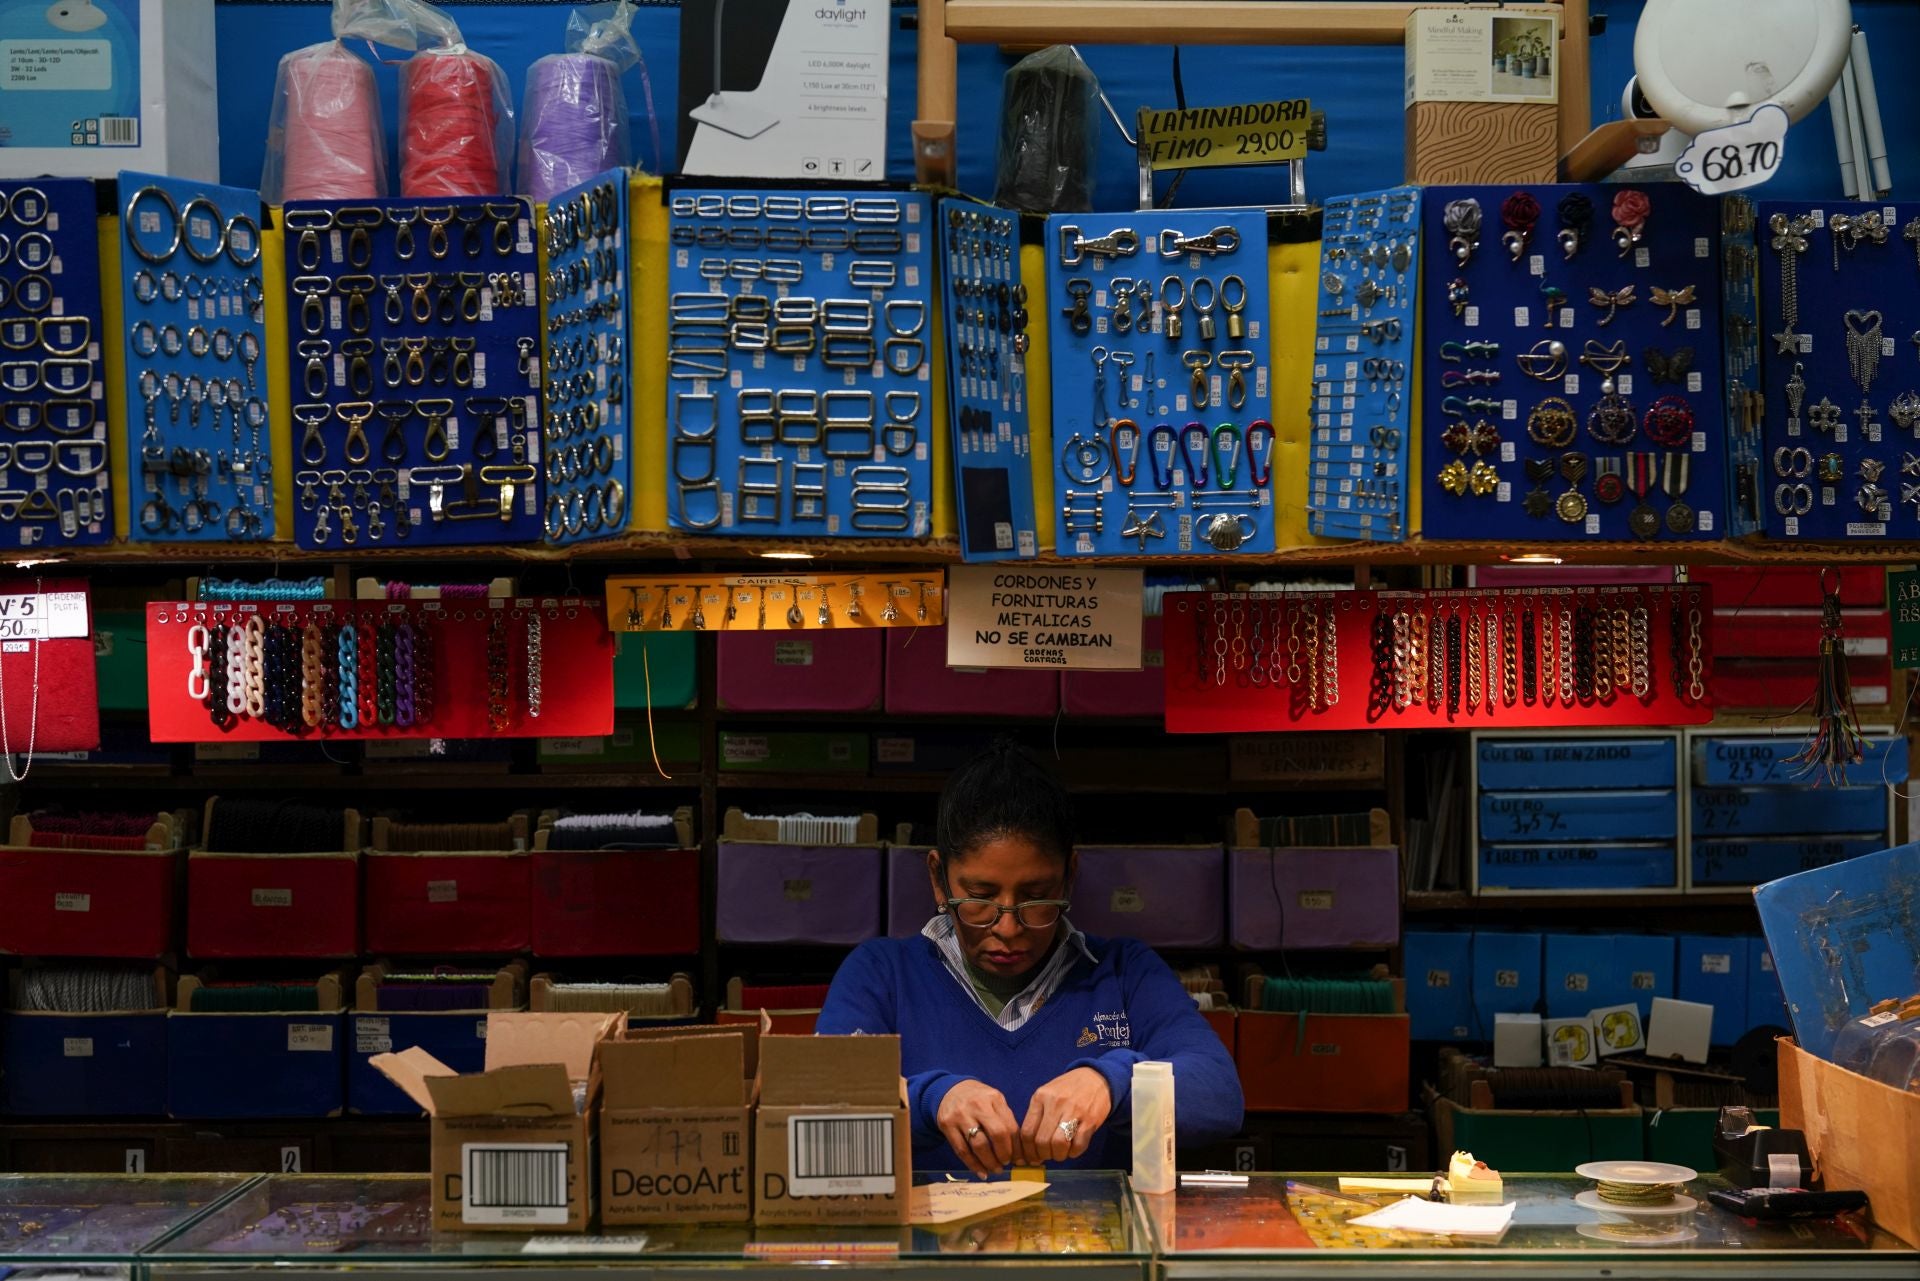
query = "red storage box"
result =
(186, 852, 361, 959)
(1235, 1010, 1412, 1113)
(364, 851, 530, 955)
(717, 1006, 818, 1035)
(1709, 609, 1890, 660)
(1474, 566, 1677, 589)
(1202, 1008, 1236, 1056)
(529, 845, 700, 957)
(717, 629, 883, 711)
(884, 626, 1060, 717)
(1691, 567, 1885, 609)
(1712, 656, 1892, 710)
(0, 847, 180, 958)
(1062, 615, 1165, 718)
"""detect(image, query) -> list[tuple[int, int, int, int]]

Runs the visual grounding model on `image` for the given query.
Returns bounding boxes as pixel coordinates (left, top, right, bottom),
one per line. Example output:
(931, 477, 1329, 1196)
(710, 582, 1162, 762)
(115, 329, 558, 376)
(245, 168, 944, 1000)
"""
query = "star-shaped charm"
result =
(1773, 327, 1804, 356)
(1120, 508, 1165, 550)
(1522, 486, 1553, 518)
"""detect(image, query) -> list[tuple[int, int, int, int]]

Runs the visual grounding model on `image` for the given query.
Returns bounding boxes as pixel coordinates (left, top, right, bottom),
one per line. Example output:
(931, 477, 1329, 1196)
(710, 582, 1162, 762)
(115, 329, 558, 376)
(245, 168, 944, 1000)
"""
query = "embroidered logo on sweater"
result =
(1084, 1010, 1132, 1048)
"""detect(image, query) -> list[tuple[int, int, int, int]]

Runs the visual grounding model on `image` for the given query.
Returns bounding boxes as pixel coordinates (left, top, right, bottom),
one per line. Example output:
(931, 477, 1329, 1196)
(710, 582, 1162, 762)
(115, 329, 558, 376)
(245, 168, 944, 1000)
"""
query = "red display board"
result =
(1163, 585, 1714, 733)
(0, 577, 99, 753)
(145, 598, 614, 742)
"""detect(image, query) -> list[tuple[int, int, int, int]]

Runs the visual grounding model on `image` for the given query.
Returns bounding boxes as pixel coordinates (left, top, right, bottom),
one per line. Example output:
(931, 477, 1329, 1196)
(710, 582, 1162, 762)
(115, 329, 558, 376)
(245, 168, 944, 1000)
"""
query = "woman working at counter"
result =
(817, 742, 1244, 1177)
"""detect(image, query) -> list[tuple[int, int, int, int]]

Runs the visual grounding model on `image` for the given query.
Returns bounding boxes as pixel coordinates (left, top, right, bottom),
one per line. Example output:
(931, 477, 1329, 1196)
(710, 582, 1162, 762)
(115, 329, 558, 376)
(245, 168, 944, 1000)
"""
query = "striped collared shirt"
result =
(922, 912, 1097, 1031)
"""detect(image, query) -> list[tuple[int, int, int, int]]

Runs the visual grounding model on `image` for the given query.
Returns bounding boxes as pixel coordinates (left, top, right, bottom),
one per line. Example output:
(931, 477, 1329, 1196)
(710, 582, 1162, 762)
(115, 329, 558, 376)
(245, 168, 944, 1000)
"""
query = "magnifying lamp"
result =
(689, 0, 779, 140)
(1632, 0, 1853, 134)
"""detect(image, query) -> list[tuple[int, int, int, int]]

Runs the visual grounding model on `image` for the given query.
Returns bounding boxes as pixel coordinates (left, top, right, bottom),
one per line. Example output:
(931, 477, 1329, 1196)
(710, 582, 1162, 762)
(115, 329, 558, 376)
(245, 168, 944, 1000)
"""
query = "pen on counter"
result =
(1285, 1180, 1384, 1208)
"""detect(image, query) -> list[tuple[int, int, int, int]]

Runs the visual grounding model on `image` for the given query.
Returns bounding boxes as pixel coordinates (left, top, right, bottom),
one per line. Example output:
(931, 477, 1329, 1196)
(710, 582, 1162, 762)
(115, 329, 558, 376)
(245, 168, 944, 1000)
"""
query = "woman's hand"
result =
(1019, 1066, 1112, 1164)
(936, 1079, 1020, 1178)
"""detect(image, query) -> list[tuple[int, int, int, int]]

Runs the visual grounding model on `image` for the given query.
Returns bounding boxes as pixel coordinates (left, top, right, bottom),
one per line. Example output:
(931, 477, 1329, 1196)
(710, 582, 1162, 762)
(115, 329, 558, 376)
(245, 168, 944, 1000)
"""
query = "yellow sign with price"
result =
(1138, 99, 1312, 173)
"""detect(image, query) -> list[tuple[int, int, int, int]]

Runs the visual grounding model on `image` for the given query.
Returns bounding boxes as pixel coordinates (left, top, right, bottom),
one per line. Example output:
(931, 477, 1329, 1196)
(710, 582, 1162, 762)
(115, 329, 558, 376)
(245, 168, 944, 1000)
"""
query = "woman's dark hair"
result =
(935, 739, 1076, 868)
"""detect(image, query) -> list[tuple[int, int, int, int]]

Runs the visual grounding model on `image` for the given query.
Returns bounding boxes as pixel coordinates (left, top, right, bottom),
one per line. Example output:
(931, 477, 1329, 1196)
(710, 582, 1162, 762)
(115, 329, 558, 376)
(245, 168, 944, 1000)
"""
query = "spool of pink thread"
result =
(280, 44, 386, 202)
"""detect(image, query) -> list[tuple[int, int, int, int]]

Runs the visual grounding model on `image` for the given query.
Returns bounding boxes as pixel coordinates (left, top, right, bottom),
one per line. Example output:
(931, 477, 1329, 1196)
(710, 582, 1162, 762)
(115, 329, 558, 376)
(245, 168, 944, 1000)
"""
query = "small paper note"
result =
(1350, 1197, 1514, 1238)
(908, 1180, 1047, 1226)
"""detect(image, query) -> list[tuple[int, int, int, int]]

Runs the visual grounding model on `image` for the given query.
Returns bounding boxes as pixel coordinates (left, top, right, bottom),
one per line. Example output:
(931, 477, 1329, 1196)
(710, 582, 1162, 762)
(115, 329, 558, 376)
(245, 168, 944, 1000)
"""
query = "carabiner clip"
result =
(1179, 421, 1211, 490)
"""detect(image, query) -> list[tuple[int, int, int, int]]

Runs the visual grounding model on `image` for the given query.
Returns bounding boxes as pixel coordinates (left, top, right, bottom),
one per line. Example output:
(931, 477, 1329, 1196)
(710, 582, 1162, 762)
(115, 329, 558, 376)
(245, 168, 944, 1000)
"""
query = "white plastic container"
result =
(1131, 1060, 1176, 1194)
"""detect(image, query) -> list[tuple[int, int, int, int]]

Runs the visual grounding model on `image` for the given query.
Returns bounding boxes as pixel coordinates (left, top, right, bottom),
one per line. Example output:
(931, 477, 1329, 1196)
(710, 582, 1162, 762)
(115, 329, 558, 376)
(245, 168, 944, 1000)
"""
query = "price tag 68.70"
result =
(1675, 104, 1789, 196)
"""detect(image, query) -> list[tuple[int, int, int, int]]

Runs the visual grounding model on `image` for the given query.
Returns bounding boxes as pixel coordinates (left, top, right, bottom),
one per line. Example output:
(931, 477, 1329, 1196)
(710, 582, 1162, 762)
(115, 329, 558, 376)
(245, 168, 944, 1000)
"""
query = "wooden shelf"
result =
(940, 0, 1429, 44)
(19, 767, 699, 791)
(1405, 890, 1756, 912)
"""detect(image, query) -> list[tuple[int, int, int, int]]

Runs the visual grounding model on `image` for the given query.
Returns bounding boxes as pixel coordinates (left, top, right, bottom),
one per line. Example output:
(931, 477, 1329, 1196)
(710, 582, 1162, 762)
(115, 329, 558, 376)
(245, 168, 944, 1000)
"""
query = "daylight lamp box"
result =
(0, 0, 218, 180)
(1405, 6, 1559, 185)
(677, 0, 889, 182)
(601, 1026, 757, 1225)
(372, 1011, 621, 1233)
(753, 1033, 910, 1226)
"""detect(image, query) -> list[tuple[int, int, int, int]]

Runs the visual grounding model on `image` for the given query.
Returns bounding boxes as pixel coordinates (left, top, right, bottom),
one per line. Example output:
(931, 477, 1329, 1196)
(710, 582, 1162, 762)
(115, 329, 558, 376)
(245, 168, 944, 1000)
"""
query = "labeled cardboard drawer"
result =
(1061, 615, 1165, 718)
(166, 1011, 346, 1119)
(186, 853, 359, 959)
(1478, 790, 1678, 844)
(346, 1011, 489, 1115)
(364, 851, 529, 955)
(529, 847, 700, 957)
(1477, 737, 1676, 791)
(1690, 836, 1886, 887)
(0, 847, 180, 958)
(1236, 1011, 1410, 1113)
(1477, 842, 1679, 891)
(2, 1011, 167, 1116)
(715, 843, 882, 945)
(1069, 845, 1225, 948)
(884, 626, 1060, 717)
(1690, 734, 1907, 787)
(1228, 846, 1399, 949)
(717, 630, 883, 712)
(886, 843, 935, 938)
(1690, 785, 1889, 839)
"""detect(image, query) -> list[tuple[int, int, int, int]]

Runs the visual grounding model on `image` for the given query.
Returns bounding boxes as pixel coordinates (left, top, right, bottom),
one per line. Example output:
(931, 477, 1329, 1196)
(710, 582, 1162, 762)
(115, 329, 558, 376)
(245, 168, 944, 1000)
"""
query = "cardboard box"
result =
(372, 1011, 622, 1233)
(1231, 807, 1391, 849)
(1228, 846, 1400, 950)
(1236, 1009, 1412, 1113)
(1677, 936, 1747, 1045)
(1072, 845, 1226, 948)
(3, 967, 169, 1115)
(1645, 997, 1712, 1063)
(1404, 930, 1473, 1039)
(167, 972, 348, 1119)
(1780, 1038, 1920, 1247)
(365, 814, 531, 955)
(538, 716, 702, 770)
(601, 1026, 757, 1225)
(0, 841, 182, 958)
(718, 731, 871, 774)
(1227, 733, 1386, 785)
(717, 630, 884, 712)
(1493, 1013, 1543, 1068)
(348, 964, 527, 1117)
(0, 0, 218, 180)
(753, 1034, 910, 1226)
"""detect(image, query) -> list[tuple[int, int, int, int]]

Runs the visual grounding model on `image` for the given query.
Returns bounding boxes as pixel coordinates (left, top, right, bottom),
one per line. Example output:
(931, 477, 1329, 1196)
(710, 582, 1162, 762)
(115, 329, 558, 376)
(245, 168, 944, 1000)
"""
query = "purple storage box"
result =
(887, 844, 936, 937)
(884, 626, 1060, 717)
(1062, 615, 1165, 718)
(717, 630, 884, 712)
(1229, 846, 1401, 950)
(716, 842, 882, 944)
(1070, 845, 1225, 947)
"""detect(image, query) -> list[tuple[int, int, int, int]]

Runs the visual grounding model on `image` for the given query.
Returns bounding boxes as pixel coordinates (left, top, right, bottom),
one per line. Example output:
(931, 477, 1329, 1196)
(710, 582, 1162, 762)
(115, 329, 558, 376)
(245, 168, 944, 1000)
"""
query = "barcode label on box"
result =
(788, 1114, 896, 1196)
(463, 1144, 571, 1225)
(101, 117, 140, 146)
(53, 892, 90, 912)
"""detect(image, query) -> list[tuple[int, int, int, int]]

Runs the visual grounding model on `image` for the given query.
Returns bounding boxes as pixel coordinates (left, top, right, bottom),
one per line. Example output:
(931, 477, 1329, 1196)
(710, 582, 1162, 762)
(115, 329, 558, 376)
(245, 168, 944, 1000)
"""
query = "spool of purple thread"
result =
(521, 52, 629, 203)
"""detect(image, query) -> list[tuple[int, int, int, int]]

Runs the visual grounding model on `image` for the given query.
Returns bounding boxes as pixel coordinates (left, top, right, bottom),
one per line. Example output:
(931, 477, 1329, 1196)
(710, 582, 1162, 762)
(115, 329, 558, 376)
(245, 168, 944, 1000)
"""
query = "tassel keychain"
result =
(1787, 569, 1866, 783)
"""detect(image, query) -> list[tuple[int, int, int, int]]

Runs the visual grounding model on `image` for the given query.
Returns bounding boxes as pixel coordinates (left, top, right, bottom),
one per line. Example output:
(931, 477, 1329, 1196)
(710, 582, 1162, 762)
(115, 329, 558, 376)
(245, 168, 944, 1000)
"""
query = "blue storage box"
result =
(1472, 932, 1544, 1028)
(166, 976, 346, 1119)
(1478, 738, 1675, 791)
(1691, 837, 1886, 887)
(1747, 939, 1791, 1034)
(347, 1011, 489, 1115)
(1691, 735, 1908, 788)
(1614, 934, 1676, 1021)
(1678, 936, 1748, 1046)
(1479, 791, 1678, 844)
(1690, 786, 1888, 839)
(1478, 843, 1678, 891)
(1, 1010, 167, 1116)
(1404, 931, 1474, 1040)
(1543, 934, 1672, 1019)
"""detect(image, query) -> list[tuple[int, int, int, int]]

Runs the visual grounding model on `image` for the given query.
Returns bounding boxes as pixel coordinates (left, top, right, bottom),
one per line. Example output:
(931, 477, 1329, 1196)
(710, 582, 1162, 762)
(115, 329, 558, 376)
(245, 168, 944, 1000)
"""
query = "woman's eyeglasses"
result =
(945, 898, 1069, 929)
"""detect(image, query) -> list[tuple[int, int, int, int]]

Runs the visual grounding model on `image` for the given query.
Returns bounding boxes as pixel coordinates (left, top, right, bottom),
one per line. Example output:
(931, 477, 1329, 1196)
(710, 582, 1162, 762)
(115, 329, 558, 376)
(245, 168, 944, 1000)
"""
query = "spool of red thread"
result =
(401, 49, 508, 198)
(279, 43, 386, 202)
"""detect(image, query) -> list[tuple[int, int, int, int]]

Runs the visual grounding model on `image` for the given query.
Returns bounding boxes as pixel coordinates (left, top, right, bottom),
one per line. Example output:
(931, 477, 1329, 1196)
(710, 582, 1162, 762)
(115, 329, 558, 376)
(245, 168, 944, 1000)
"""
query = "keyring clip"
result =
(1179, 421, 1210, 490)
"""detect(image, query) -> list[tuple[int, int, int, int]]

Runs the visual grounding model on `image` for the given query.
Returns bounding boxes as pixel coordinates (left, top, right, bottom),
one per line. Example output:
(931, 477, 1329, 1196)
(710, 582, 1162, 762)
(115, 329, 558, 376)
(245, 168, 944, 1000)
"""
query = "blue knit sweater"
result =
(816, 933, 1245, 1172)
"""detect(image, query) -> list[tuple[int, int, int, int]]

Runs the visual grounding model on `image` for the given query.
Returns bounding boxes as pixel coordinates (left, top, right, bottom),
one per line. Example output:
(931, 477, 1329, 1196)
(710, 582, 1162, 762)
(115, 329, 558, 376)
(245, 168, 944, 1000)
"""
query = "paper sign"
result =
(0, 591, 87, 640)
(945, 567, 1142, 670)
(1887, 568, 1920, 668)
(908, 1179, 1047, 1225)
(1138, 100, 1311, 172)
(1676, 104, 1789, 196)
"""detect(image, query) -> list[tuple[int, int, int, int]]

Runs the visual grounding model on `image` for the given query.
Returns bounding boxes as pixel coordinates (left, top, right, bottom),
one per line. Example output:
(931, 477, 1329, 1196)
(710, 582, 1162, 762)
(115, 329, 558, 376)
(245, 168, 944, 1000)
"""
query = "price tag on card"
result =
(1676, 105, 1789, 195)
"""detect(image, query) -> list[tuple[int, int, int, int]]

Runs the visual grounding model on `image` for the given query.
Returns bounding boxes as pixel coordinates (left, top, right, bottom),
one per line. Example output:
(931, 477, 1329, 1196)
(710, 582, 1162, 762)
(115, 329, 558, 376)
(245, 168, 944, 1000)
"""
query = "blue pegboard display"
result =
(540, 170, 631, 546)
(119, 171, 273, 542)
(940, 198, 1036, 561)
(1044, 210, 1275, 557)
(1721, 196, 1764, 538)
(0, 179, 112, 547)
(1418, 183, 1727, 543)
(1757, 199, 1920, 541)
(665, 187, 936, 538)
(1309, 186, 1419, 542)
(280, 196, 543, 550)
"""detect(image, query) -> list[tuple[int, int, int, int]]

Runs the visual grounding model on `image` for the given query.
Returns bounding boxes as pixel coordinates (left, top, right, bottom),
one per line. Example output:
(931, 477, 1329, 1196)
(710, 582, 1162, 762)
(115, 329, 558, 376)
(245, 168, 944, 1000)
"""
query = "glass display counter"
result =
(1141, 1173, 1917, 1278)
(143, 1172, 1149, 1279)
(0, 1174, 253, 1264)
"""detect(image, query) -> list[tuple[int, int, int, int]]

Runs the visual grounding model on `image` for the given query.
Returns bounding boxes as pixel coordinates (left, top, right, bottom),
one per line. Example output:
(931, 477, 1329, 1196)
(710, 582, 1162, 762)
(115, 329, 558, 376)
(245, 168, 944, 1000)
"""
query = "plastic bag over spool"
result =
(365, 0, 517, 197)
(519, 3, 642, 203)
(261, 0, 403, 201)
(994, 46, 1101, 214)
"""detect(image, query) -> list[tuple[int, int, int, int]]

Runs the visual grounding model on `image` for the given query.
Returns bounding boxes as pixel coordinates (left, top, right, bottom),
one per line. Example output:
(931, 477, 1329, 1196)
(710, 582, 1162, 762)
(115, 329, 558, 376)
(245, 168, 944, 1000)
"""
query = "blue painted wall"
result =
(213, 0, 1914, 204)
